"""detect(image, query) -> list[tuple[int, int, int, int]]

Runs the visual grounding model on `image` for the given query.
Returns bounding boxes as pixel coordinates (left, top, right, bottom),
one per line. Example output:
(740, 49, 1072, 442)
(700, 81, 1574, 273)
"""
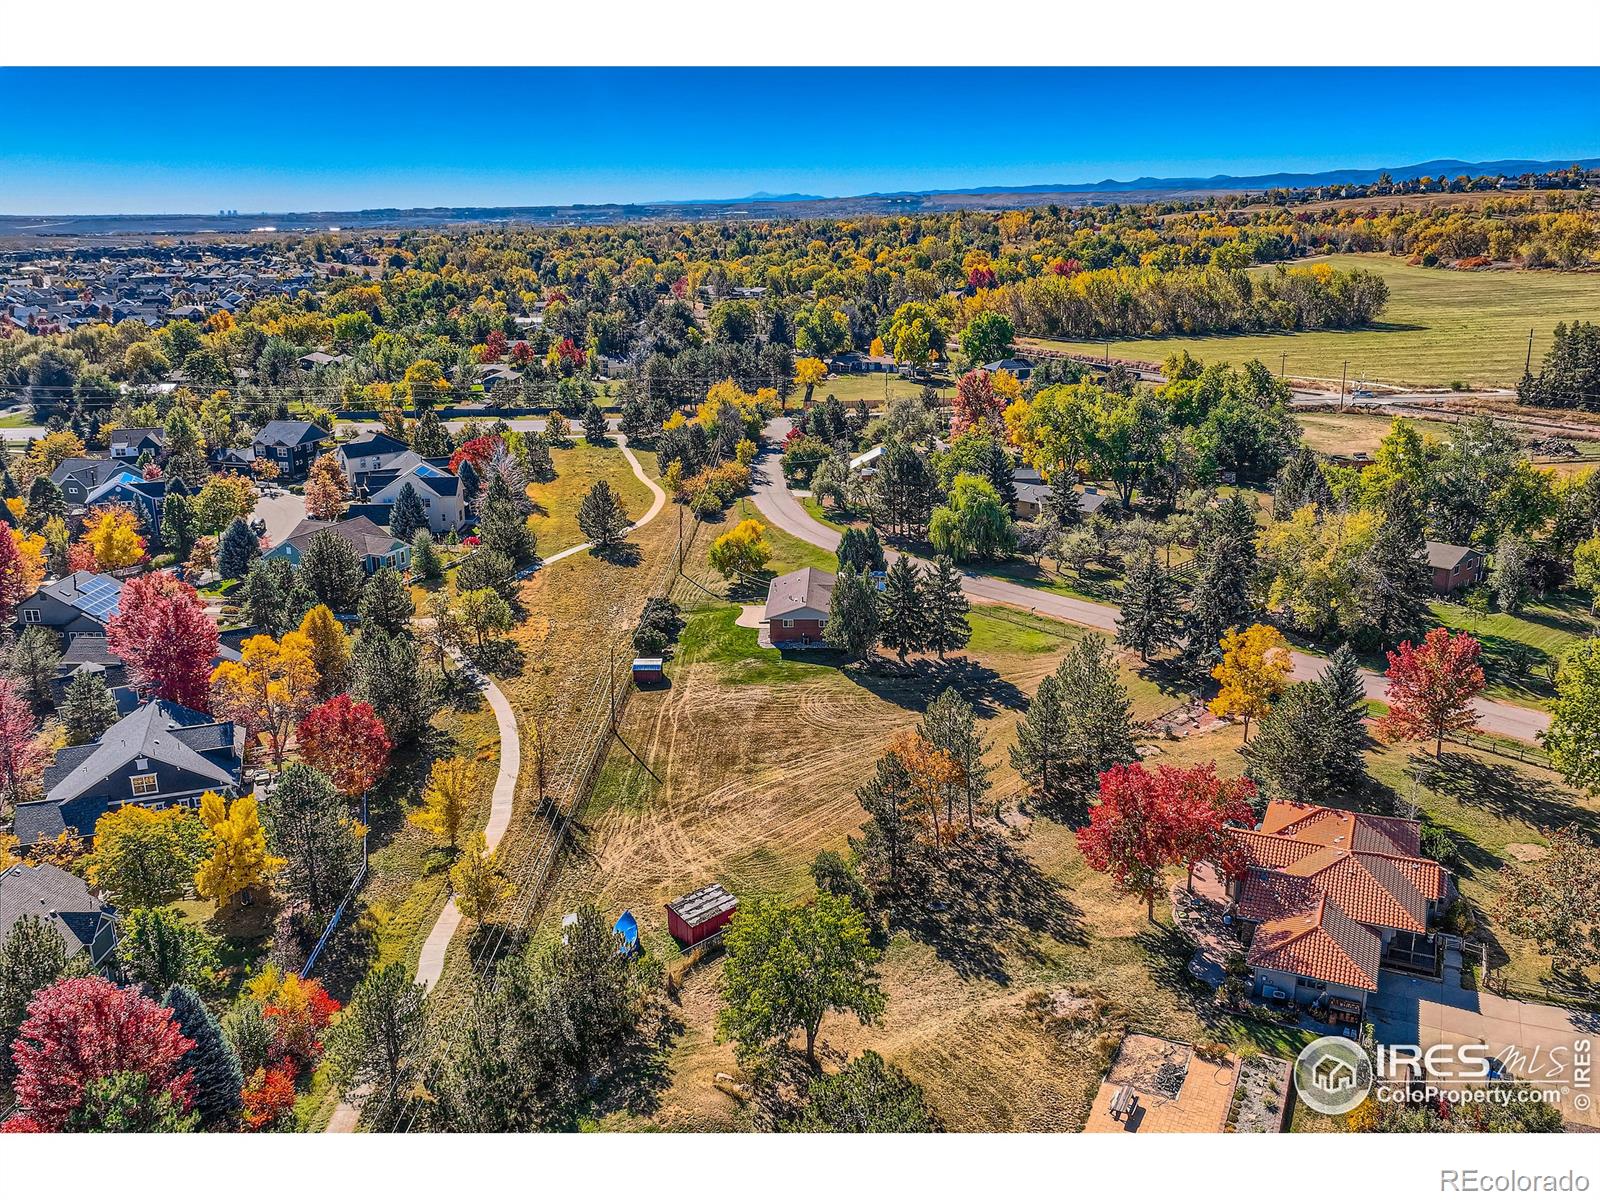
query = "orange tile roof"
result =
(1246, 895, 1381, 992)
(1259, 800, 1422, 857)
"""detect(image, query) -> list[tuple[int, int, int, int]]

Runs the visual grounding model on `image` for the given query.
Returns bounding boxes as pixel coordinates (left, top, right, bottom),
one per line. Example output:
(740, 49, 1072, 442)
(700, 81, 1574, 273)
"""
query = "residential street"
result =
(752, 419, 1551, 744)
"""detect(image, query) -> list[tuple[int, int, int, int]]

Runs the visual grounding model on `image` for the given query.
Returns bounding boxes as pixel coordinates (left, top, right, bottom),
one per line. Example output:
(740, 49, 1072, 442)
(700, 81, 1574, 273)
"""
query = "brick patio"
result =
(1084, 1034, 1241, 1134)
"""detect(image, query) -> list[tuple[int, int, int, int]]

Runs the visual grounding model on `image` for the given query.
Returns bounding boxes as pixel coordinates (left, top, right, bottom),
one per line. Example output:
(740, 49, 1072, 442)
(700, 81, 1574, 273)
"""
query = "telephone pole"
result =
(1280, 352, 1286, 378)
(1526, 327, 1536, 377)
(1339, 361, 1348, 410)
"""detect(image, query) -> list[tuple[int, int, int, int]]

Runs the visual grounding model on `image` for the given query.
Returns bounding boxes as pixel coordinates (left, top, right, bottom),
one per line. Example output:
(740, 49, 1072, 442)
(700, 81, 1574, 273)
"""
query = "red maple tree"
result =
(296, 693, 393, 798)
(4, 977, 194, 1131)
(448, 434, 505, 475)
(106, 570, 221, 712)
(1077, 762, 1255, 920)
(1378, 627, 1485, 757)
(241, 1065, 298, 1132)
(555, 336, 586, 369)
(509, 340, 534, 367)
(0, 522, 32, 625)
(966, 265, 997, 291)
(0, 675, 42, 810)
(476, 329, 508, 363)
(950, 369, 1005, 438)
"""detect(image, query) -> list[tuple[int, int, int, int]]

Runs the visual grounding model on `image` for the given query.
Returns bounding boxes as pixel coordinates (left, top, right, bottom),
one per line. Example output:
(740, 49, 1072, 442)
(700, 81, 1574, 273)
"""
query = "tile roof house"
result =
(1223, 801, 1452, 1018)
(0, 863, 118, 966)
(760, 567, 834, 648)
(12, 700, 246, 847)
(15, 571, 123, 641)
(263, 515, 412, 577)
(251, 419, 331, 481)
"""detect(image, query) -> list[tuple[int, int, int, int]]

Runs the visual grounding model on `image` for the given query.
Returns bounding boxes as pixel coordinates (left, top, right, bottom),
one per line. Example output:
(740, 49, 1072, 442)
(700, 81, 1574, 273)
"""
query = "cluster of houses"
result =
(1, 247, 317, 335)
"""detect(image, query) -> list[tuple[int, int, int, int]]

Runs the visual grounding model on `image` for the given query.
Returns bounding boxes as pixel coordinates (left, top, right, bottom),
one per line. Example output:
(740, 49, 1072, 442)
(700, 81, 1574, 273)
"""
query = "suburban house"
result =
(50, 456, 128, 506)
(263, 515, 412, 576)
(364, 461, 467, 534)
(298, 350, 348, 371)
(12, 700, 246, 847)
(982, 356, 1035, 381)
(1425, 541, 1485, 593)
(337, 431, 414, 487)
(15, 571, 123, 641)
(1010, 467, 1110, 521)
(51, 635, 139, 716)
(83, 472, 190, 540)
(1222, 801, 1452, 1022)
(109, 426, 164, 460)
(0, 863, 119, 967)
(251, 419, 331, 481)
(760, 566, 834, 648)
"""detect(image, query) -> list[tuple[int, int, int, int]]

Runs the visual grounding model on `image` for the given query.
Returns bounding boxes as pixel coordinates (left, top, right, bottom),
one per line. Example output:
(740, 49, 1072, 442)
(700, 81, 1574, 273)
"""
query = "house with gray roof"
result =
(15, 571, 123, 641)
(262, 515, 411, 576)
(337, 431, 413, 486)
(364, 461, 466, 534)
(11, 700, 245, 847)
(251, 419, 330, 481)
(109, 427, 164, 460)
(760, 566, 835, 648)
(50, 456, 128, 506)
(0, 863, 118, 966)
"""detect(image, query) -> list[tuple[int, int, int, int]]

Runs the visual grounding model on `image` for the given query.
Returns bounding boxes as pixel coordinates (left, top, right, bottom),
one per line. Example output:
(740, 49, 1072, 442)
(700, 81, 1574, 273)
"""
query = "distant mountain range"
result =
(2, 156, 1595, 240)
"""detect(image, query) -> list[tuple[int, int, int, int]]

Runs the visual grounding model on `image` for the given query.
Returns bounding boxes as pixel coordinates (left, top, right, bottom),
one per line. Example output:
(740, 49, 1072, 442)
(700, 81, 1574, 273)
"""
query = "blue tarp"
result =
(614, 910, 639, 954)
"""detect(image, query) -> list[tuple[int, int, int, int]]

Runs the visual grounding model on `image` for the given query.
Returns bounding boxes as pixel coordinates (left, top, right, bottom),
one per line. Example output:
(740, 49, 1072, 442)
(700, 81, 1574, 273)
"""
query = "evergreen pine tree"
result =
(477, 472, 537, 564)
(1242, 680, 1333, 803)
(921, 555, 971, 660)
(576, 479, 629, 551)
(582, 402, 610, 446)
(458, 458, 481, 503)
(920, 687, 991, 827)
(836, 526, 887, 575)
(163, 984, 244, 1131)
(876, 556, 925, 662)
(1056, 632, 1137, 807)
(302, 528, 365, 613)
(523, 431, 556, 482)
(411, 530, 443, 581)
(823, 565, 879, 663)
(62, 669, 120, 745)
(1356, 477, 1432, 646)
(1011, 674, 1069, 807)
(0, 915, 69, 1089)
(351, 631, 438, 745)
(1271, 446, 1333, 519)
(217, 516, 260, 579)
(359, 565, 415, 638)
(159, 491, 197, 558)
(25, 475, 66, 527)
(1318, 645, 1371, 787)
(389, 482, 428, 542)
(241, 556, 314, 637)
(412, 408, 452, 458)
(1183, 494, 1257, 668)
(1116, 547, 1181, 662)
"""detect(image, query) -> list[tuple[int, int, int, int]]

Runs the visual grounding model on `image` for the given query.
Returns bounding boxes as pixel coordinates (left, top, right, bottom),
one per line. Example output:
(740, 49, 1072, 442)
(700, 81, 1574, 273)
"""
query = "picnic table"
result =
(1110, 1084, 1137, 1122)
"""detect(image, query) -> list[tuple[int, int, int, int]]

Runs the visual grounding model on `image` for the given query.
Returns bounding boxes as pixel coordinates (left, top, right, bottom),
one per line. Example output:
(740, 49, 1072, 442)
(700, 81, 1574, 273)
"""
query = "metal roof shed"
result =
(666, 883, 738, 946)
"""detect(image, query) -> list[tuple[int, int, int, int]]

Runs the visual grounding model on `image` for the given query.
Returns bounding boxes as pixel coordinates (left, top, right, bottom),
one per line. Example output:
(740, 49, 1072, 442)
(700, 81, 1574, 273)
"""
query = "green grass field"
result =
(1025, 254, 1600, 389)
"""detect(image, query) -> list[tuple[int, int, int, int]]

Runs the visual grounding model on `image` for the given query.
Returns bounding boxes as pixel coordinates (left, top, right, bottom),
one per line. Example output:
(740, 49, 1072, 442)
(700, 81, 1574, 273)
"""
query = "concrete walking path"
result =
(753, 418, 1549, 744)
(327, 435, 665, 1133)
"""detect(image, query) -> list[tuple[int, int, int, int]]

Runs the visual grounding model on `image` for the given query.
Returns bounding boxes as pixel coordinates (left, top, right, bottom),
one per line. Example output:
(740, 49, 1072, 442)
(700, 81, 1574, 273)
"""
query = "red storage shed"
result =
(666, 883, 738, 946)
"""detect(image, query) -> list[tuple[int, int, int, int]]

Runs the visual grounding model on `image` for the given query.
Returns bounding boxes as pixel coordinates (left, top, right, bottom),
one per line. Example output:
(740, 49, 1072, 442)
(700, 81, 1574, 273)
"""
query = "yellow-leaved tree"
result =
(194, 789, 284, 909)
(707, 519, 772, 582)
(1209, 623, 1294, 742)
(450, 832, 510, 924)
(210, 631, 319, 761)
(792, 356, 828, 407)
(80, 506, 147, 571)
(297, 604, 351, 699)
(409, 756, 475, 849)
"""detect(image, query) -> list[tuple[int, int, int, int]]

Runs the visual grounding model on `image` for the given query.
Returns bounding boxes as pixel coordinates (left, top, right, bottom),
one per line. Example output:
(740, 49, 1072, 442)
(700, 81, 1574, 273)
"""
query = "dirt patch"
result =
(1503, 842, 1550, 862)
(1229, 1054, 1292, 1133)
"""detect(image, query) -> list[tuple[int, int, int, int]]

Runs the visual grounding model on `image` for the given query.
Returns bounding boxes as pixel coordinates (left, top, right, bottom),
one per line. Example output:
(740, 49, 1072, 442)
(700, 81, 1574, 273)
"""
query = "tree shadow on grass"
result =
(590, 540, 641, 567)
(1136, 919, 1213, 1006)
(581, 1003, 686, 1124)
(468, 637, 526, 678)
(1423, 753, 1600, 840)
(842, 655, 1027, 718)
(892, 829, 1084, 985)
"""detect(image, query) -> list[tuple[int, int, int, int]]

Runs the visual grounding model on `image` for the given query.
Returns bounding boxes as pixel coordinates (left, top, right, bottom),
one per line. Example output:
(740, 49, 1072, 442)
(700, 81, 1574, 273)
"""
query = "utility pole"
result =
(1280, 352, 1287, 379)
(1339, 360, 1348, 410)
(1525, 327, 1536, 377)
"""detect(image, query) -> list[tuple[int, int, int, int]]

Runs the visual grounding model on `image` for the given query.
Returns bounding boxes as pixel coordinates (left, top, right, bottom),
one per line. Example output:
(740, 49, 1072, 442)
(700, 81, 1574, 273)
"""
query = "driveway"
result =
(252, 489, 307, 548)
(752, 419, 1551, 743)
(1369, 951, 1599, 1126)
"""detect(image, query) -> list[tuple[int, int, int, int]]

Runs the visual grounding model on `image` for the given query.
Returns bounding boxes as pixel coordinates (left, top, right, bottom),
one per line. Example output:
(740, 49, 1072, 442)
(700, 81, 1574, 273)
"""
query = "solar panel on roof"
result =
(75, 577, 121, 621)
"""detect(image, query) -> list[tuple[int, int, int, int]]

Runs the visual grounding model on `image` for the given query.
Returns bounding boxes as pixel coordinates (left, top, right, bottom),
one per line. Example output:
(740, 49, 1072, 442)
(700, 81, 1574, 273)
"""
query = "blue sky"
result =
(1, 67, 1596, 213)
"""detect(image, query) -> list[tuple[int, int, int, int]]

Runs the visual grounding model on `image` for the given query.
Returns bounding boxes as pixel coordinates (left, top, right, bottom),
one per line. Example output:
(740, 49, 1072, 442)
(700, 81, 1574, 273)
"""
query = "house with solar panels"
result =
(15, 570, 123, 641)
(11, 700, 246, 848)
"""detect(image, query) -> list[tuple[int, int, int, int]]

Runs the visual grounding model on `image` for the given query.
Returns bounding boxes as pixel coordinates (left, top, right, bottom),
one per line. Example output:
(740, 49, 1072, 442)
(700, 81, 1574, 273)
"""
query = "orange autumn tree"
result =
(296, 694, 392, 798)
(210, 631, 318, 761)
(887, 729, 960, 855)
(303, 454, 347, 522)
(1378, 627, 1485, 757)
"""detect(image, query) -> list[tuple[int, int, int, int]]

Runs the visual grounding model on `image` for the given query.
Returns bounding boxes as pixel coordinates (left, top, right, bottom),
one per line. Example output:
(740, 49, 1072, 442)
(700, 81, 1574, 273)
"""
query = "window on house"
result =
(130, 773, 158, 796)
(781, 618, 794, 628)
(1295, 977, 1322, 989)
(21, 610, 39, 623)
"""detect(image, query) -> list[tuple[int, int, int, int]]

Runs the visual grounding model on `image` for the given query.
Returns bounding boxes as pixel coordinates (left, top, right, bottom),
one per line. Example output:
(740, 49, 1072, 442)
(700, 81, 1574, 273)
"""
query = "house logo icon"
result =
(1294, 1036, 1373, 1115)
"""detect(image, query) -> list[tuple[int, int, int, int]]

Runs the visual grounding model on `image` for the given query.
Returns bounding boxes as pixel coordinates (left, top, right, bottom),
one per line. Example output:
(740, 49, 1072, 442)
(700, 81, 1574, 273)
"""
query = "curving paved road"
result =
(328, 436, 665, 1133)
(753, 419, 1549, 743)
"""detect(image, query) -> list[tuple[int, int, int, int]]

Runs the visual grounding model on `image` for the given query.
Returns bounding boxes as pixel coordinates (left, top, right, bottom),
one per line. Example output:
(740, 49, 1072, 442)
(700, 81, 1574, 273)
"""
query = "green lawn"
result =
(1430, 592, 1592, 709)
(526, 441, 654, 552)
(1025, 254, 1600, 389)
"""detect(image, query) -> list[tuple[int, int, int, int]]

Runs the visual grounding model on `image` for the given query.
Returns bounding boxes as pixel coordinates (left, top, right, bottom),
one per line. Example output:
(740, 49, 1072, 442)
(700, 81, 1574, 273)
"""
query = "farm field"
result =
(534, 514, 1311, 1132)
(1025, 254, 1600, 389)
(1296, 408, 1600, 460)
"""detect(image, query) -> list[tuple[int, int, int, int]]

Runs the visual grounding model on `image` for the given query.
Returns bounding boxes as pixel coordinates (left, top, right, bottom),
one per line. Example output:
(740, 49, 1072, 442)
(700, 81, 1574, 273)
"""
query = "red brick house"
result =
(761, 566, 834, 648)
(1425, 541, 1484, 593)
(1222, 802, 1452, 1021)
